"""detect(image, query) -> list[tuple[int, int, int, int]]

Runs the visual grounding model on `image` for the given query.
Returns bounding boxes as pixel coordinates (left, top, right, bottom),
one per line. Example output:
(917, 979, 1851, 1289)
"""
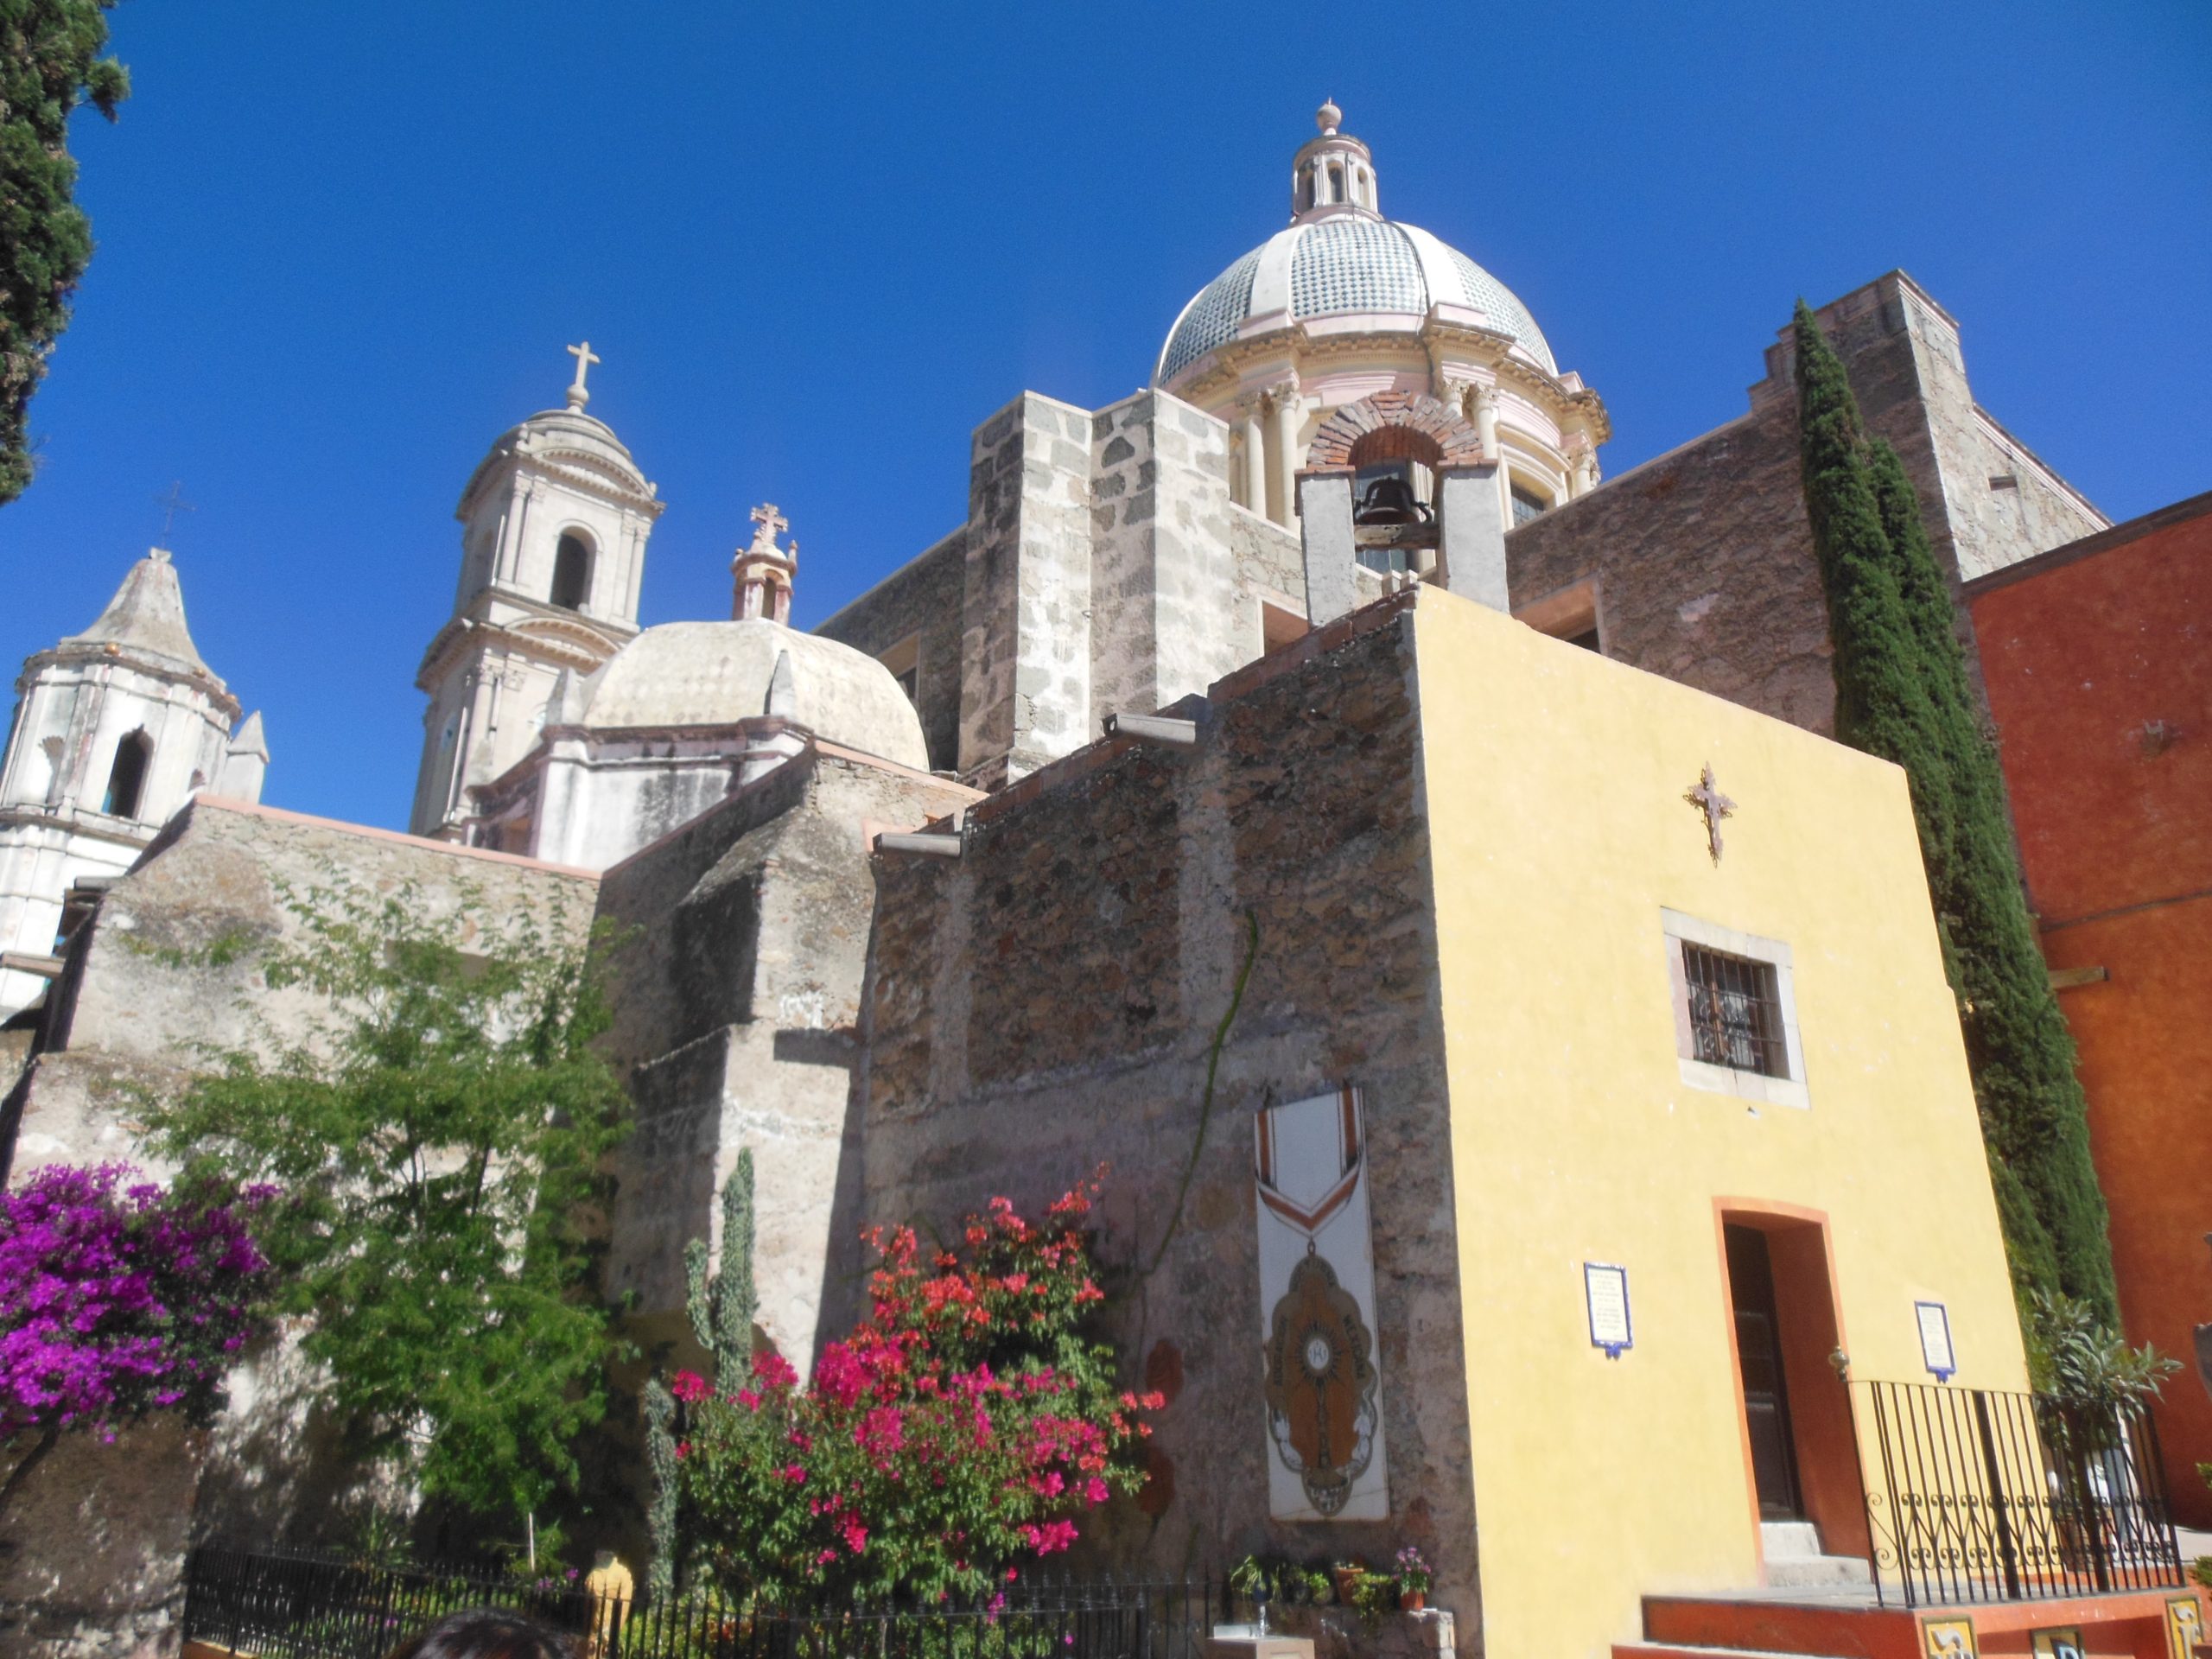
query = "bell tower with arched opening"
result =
(410, 344, 667, 838)
(0, 546, 266, 1020)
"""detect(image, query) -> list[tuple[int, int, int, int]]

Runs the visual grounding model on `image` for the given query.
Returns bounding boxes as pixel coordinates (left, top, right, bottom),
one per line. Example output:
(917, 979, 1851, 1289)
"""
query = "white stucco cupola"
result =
(1154, 100, 1611, 541)
(1292, 99, 1382, 219)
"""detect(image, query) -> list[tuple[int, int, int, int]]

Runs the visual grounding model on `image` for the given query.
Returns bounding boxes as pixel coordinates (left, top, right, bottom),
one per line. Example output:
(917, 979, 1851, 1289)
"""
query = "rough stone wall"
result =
(855, 596, 1484, 1649)
(1228, 501, 1306, 614)
(1507, 272, 2104, 736)
(587, 747, 976, 1579)
(1088, 392, 1246, 732)
(11, 798, 596, 1180)
(958, 395, 1096, 789)
(0, 798, 596, 1649)
(814, 526, 969, 773)
(594, 748, 979, 1359)
(0, 1419, 204, 1658)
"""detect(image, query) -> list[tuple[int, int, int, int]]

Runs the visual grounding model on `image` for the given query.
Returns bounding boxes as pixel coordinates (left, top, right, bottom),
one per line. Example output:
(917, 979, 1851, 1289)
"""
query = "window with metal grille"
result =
(1681, 944, 1789, 1077)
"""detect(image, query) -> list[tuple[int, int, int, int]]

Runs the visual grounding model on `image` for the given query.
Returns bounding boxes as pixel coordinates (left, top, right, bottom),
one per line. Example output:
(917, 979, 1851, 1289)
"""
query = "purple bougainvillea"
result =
(0, 1163, 273, 1448)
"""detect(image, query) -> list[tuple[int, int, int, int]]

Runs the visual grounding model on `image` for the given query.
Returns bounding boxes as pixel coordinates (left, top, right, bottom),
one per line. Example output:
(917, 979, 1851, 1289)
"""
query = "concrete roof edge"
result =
(184, 797, 601, 880)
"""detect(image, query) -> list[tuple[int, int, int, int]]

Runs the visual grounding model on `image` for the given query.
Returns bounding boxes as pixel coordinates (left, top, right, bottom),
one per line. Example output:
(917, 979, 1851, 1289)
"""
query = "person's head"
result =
(384, 1609, 578, 1659)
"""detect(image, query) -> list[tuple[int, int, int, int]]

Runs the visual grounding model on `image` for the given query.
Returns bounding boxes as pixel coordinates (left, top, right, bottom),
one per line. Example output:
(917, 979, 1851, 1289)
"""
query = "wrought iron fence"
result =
(182, 1543, 1218, 1659)
(1853, 1380, 2187, 1608)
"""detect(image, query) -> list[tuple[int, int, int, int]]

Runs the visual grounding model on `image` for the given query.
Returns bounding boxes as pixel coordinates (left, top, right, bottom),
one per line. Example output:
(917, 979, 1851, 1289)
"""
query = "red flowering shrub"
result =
(680, 1176, 1160, 1600)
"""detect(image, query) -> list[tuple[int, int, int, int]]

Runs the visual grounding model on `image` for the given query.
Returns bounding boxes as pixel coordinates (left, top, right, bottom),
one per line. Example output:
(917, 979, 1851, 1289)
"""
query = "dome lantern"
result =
(1292, 97, 1380, 222)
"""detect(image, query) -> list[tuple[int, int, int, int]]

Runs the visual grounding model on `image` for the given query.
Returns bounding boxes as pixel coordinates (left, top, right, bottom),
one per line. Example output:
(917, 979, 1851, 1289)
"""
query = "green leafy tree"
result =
(2, 0, 129, 504)
(1793, 301, 2116, 1319)
(144, 878, 630, 1532)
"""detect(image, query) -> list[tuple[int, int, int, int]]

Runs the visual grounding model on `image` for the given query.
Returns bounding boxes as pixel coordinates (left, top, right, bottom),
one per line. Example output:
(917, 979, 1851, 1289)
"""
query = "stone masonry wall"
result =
(814, 526, 968, 773)
(958, 394, 1096, 789)
(588, 747, 976, 1577)
(855, 596, 1485, 1650)
(1088, 391, 1249, 734)
(595, 749, 979, 1351)
(1508, 272, 2104, 736)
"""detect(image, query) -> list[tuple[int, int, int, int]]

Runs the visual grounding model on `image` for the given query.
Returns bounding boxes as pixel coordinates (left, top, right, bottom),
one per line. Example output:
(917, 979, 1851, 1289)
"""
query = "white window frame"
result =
(1661, 908, 1809, 1109)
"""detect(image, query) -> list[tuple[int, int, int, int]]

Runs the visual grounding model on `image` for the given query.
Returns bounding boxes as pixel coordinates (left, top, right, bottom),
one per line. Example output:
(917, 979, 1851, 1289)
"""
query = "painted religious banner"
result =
(1254, 1085, 1389, 1521)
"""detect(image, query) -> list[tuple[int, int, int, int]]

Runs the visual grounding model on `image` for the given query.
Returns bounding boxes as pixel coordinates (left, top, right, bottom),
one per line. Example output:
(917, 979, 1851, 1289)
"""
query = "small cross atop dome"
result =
(565, 340, 601, 411)
(734, 503, 799, 624)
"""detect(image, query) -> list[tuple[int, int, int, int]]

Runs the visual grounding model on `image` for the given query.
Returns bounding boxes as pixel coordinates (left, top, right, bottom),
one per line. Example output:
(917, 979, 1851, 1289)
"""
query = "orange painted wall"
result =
(1967, 491, 2212, 1527)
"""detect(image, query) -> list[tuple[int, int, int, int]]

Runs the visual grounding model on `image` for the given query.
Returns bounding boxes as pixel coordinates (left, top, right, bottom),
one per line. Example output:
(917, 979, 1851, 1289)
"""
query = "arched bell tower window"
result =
(550, 531, 593, 611)
(103, 729, 152, 819)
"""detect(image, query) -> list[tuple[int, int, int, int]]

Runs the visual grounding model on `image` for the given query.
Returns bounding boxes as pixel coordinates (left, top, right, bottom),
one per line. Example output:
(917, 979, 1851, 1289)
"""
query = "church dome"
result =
(1154, 103, 1554, 386)
(575, 620, 929, 772)
(1159, 222, 1554, 385)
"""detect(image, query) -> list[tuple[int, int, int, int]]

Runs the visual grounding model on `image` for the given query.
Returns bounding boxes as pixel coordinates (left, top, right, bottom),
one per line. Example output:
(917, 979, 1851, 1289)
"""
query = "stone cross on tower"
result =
(1685, 764, 1737, 864)
(155, 480, 195, 545)
(732, 502, 798, 625)
(565, 340, 601, 412)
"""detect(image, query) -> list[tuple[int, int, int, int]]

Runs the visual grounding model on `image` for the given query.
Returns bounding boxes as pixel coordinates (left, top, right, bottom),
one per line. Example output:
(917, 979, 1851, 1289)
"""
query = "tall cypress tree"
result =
(2, 1, 130, 504)
(1793, 302, 2116, 1321)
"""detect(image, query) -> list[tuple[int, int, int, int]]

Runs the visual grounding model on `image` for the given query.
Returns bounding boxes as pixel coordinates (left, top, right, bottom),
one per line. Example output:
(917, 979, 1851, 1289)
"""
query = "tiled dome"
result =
(1156, 219, 1555, 385)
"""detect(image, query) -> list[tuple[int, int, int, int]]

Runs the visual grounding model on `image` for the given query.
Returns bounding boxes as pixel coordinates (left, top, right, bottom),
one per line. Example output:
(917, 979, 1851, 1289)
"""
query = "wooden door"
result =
(1726, 1223, 1805, 1521)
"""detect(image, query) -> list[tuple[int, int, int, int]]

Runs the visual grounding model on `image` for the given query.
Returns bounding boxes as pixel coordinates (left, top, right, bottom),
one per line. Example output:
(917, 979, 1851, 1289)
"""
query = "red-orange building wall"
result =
(1967, 489, 2212, 1526)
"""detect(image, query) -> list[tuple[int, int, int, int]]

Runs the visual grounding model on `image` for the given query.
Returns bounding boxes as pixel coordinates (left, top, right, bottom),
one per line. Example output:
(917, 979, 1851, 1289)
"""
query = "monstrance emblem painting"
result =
(1254, 1087, 1388, 1520)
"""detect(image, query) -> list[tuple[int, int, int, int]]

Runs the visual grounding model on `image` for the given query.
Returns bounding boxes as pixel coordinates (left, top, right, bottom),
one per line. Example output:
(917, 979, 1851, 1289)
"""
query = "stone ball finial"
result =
(1317, 97, 1342, 135)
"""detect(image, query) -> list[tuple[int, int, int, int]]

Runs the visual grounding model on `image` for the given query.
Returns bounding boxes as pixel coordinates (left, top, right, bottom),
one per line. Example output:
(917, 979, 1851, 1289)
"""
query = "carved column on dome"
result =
(1471, 382, 1503, 458)
(1267, 378, 1303, 527)
(1235, 391, 1268, 512)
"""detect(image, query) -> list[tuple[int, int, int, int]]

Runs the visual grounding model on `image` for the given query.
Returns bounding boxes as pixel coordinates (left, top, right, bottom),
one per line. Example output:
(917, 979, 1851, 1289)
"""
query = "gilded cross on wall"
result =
(1685, 764, 1736, 864)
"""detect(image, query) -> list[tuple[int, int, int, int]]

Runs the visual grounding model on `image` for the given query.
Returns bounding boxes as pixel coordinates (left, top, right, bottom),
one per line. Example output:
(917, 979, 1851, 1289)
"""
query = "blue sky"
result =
(3, 0, 2206, 830)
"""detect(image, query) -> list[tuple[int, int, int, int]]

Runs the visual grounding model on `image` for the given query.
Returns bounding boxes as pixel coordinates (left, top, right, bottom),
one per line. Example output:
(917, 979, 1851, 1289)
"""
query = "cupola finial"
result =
(734, 503, 798, 625)
(1292, 99, 1377, 221)
(565, 340, 601, 412)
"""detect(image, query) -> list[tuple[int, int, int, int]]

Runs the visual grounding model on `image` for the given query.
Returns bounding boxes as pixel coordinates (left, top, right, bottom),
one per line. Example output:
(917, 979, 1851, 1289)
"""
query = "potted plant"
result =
(1229, 1555, 1275, 1632)
(1344, 1567, 1397, 1627)
(1330, 1559, 1368, 1605)
(1394, 1545, 1433, 1612)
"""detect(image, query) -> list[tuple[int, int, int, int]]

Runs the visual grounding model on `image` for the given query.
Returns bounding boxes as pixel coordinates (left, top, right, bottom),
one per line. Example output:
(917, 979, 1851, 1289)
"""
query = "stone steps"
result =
(1760, 1522, 1873, 1590)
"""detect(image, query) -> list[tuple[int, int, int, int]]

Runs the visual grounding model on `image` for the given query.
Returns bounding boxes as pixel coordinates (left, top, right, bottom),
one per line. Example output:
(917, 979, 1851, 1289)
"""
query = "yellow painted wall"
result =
(1408, 589, 2027, 1659)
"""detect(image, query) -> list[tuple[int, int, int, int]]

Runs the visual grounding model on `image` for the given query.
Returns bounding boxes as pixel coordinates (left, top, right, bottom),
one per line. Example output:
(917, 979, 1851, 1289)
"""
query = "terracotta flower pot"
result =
(1400, 1589, 1426, 1611)
(1332, 1567, 1364, 1603)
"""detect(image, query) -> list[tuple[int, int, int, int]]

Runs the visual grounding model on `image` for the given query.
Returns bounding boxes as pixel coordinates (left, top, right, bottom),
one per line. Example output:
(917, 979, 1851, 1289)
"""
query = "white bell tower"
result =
(409, 344, 666, 838)
(0, 548, 267, 1020)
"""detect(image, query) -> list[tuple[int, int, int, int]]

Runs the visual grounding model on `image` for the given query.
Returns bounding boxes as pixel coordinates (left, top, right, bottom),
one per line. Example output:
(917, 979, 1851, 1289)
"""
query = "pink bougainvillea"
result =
(680, 1172, 1161, 1601)
(0, 1164, 272, 1452)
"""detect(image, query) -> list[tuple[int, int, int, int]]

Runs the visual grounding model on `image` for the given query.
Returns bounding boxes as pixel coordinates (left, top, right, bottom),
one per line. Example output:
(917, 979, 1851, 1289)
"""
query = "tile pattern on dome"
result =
(1444, 246, 1556, 373)
(1290, 219, 1428, 320)
(1161, 249, 1262, 381)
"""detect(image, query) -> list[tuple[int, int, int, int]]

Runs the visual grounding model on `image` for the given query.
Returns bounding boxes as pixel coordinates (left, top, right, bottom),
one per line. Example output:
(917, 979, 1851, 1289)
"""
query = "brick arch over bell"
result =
(1304, 391, 1487, 473)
